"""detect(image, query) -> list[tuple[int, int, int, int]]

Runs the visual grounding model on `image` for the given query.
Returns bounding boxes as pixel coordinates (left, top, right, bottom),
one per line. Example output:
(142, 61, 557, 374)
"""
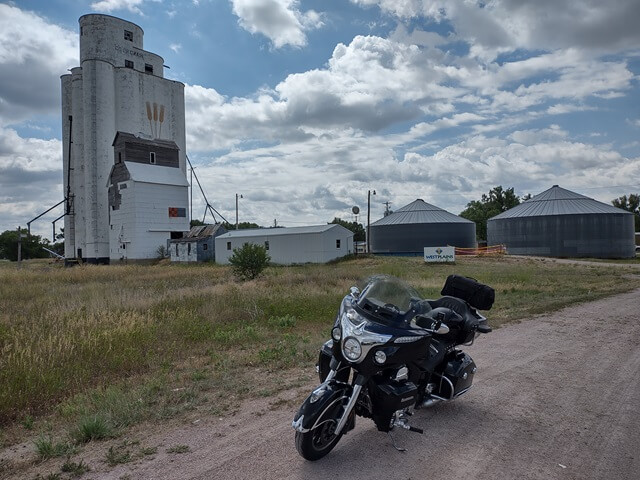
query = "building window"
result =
(336, 239, 341, 249)
(187, 243, 191, 255)
(125, 60, 134, 69)
(175, 245, 179, 256)
(145, 63, 154, 74)
(150, 152, 156, 164)
(124, 30, 133, 41)
(265, 241, 269, 250)
(80, 26, 84, 36)
(227, 242, 231, 251)
(203, 243, 208, 251)
(118, 152, 122, 163)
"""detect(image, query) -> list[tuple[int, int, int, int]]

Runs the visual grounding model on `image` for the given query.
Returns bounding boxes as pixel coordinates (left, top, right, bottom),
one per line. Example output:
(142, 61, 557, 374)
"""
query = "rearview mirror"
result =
(349, 286, 360, 298)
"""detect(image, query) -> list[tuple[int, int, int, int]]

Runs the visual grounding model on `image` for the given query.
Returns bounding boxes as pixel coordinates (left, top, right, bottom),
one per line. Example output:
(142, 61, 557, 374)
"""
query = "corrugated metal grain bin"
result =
(370, 199, 476, 254)
(487, 185, 635, 258)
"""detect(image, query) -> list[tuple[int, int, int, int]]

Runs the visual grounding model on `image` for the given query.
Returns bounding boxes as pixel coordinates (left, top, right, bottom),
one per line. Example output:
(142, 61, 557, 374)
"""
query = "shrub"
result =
(228, 243, 270, 280)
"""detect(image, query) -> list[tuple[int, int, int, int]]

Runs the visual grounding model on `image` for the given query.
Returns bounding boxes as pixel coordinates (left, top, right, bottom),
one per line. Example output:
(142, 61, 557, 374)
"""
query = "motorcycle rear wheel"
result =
(295, 417, 344, 461)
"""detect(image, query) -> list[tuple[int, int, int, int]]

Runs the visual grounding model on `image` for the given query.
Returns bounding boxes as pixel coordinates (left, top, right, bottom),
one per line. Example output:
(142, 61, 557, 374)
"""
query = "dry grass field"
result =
(1, 255, 639, 453)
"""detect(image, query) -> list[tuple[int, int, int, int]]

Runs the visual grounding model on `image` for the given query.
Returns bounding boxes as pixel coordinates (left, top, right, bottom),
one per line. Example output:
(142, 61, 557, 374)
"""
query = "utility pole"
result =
(367, 189, 376, 253)
(190, 166, 194, 225)
(17, 226, 22, 263)
(235, 193, 243, 229)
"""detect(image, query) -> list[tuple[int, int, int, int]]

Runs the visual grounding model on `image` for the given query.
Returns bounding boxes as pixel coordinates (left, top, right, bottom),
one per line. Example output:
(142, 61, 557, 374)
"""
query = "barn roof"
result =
(371, 199, 473, 226)
(489, 185, 632, 220)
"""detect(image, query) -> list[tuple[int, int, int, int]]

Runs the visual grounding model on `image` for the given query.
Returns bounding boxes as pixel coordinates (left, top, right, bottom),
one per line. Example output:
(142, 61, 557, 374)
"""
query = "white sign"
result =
(424, 246, 455, 263)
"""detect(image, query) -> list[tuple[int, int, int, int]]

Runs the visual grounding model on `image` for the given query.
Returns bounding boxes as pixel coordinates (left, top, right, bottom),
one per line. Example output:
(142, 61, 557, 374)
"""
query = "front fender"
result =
(292, 380, 352, 433)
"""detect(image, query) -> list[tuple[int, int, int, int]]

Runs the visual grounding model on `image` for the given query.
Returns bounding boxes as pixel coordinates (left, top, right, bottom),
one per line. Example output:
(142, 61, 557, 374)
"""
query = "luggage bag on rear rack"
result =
(441, 274, 495, 311)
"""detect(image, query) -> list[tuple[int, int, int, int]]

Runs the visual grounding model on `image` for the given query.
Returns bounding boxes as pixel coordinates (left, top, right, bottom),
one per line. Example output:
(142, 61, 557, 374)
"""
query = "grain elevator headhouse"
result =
(61, 14, 189, 263)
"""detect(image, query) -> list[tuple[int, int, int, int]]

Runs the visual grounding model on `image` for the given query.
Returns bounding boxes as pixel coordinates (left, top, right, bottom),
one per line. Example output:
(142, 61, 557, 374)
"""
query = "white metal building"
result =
(108, 158, 189, 261)
(215, 225, 354, 265)
(61, 14, 188, 263)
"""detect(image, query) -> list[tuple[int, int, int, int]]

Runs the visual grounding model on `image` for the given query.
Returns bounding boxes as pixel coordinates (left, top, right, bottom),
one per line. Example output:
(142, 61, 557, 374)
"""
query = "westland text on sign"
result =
(424, 246, 455, 263)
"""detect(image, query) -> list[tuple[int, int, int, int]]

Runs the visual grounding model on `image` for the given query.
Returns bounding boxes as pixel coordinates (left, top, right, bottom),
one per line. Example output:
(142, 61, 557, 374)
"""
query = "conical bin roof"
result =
(371, 199, 473, 226)
(490, 185, 632, 220)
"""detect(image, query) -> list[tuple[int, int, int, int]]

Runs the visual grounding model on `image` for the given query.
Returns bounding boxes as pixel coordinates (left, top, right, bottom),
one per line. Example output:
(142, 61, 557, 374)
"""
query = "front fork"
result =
(334, 373, 365, 436)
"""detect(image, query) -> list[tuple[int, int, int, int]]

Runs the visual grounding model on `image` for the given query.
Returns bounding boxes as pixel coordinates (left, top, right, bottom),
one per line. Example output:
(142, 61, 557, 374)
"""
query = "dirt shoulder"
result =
(4, 289, 640, 480)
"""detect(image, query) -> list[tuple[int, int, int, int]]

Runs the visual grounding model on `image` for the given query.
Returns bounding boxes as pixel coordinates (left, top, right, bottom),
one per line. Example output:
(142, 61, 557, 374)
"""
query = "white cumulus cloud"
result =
(230, 0, 324, 48)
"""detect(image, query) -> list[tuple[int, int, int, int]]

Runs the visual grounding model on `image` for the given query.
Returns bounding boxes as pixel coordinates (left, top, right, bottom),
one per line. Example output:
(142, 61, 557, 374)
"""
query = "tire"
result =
(295, 413, 344, 461)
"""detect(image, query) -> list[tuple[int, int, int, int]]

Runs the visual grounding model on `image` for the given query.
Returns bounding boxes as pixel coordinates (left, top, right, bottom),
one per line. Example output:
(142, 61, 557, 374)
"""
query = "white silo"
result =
(61, 14, 188, 263)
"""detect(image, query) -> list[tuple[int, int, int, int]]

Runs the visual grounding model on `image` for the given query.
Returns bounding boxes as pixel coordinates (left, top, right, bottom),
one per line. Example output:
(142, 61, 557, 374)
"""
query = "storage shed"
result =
(215, 224, 354, 265)
(487, 185, 635, 258)
(369, 199, 476, 254)
(169, 224, 227, 262)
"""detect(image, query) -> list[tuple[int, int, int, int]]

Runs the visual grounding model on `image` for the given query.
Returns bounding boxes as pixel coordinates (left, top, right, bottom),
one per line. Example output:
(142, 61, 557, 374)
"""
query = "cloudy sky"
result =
(1, 0, 639, 238)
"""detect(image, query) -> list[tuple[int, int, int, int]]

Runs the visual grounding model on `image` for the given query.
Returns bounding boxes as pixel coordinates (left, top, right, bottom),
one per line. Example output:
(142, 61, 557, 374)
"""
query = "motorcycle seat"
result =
(426, 296, 482, 331)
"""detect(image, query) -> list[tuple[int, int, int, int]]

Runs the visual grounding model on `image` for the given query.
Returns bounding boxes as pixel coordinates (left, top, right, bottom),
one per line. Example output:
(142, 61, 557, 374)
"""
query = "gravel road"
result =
(10, 289, 640, 480)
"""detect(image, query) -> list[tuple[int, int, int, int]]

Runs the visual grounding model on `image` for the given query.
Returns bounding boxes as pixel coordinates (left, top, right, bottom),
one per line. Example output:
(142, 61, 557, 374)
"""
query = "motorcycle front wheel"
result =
(295, 415, 344, 461)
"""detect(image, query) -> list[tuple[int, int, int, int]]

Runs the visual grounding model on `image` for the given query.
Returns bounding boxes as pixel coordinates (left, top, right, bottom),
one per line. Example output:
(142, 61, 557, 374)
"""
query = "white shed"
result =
(215, 224, 354, 265)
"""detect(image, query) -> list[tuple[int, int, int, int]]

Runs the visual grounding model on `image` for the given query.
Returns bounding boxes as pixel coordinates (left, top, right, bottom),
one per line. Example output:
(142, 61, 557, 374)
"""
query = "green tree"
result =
(460, 186, 522, 241)
(329, 217, 366, 242)
(0, 229, 51, 261)
(612, 194, 640, 231)
(222, 221, 261, 231)
(228, 243, 271, 280)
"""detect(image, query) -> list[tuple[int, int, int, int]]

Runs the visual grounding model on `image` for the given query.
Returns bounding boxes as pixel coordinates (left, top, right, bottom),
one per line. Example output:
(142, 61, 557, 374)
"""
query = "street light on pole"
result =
(367, 189, 376, 253)
(235, 193, 243, 229)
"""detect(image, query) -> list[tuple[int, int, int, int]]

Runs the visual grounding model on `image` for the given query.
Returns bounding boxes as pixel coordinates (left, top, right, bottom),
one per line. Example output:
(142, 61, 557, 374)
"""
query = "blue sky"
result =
(1, 0, 639, 238)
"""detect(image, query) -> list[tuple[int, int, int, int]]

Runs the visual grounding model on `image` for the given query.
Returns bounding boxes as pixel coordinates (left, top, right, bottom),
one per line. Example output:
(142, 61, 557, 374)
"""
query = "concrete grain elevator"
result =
(61, 14, 189, 263)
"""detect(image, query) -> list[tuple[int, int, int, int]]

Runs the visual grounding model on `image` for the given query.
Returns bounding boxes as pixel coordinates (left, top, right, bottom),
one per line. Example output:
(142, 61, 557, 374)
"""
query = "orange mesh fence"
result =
(454, 245, 506, 256)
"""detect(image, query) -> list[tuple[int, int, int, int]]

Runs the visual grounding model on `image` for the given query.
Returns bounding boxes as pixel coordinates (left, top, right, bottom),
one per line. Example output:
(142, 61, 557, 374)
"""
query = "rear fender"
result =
(292, 380, 353, 433)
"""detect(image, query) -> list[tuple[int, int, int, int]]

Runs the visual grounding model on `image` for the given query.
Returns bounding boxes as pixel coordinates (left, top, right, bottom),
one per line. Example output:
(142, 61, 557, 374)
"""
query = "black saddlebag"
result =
(441, 275, 495, 311)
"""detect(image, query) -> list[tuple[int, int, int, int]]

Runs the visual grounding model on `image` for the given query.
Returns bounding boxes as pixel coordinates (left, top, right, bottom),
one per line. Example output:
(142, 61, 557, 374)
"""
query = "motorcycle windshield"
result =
(355, 275, 427, 325)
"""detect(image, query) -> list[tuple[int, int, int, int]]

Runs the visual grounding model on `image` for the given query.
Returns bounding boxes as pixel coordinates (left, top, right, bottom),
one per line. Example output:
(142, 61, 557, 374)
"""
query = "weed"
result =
(21, 414, 34, 430)
(267, 314, 296, 329)
(33, 473, 61, 480)
(61, 458, 90, 476)
(140, 446, 157, 456)
(71, 415, 113, 443)
(167, 444, 190, 454)
(105, 444, 132, 466)
(33, 436, 75, 460)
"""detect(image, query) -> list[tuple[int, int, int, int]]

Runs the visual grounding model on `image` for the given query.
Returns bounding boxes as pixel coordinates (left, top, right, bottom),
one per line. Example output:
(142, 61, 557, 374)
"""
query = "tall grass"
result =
(1, 256, 638, 426)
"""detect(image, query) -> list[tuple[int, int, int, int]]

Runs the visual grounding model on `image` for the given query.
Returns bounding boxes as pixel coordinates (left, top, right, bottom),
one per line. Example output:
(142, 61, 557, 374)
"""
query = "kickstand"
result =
(388, 431, 407, 453)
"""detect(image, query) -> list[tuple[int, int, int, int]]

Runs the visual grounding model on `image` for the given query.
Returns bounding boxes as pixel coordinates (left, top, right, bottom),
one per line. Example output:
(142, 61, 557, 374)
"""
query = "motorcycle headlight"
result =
(343, 337, 362, 361)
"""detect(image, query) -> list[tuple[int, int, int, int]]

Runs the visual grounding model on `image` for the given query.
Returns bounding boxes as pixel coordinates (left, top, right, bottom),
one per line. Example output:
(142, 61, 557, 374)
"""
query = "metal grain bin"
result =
(487, 185, 635, 258)
(370, 199, 476, 254)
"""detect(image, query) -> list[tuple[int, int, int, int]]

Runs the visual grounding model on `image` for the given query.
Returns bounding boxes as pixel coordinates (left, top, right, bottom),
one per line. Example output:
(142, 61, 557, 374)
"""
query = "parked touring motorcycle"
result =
(292, 274, 494, 460)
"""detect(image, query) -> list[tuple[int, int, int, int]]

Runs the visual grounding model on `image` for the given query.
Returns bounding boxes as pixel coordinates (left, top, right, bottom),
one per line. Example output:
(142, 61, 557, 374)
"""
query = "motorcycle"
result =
(292, 274, 494, 461)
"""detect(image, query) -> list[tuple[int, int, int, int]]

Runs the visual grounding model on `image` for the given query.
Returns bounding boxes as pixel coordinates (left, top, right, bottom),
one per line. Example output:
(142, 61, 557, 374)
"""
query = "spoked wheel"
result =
(295, 415, 344, 461)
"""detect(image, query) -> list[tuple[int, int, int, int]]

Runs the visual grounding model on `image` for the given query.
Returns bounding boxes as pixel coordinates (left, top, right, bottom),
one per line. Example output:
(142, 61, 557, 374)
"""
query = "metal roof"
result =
(112, 131, 179, 150)
(490, 185, 632, 220)
(124, 162, 189, 187)
(217, 224, 352, 239)
(371, 199, 473, 226)
(187, 224, 225, 239)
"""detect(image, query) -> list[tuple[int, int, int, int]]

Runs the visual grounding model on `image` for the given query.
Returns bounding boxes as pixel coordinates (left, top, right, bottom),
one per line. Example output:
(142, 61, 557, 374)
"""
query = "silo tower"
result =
(61, 14, 188, 263)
